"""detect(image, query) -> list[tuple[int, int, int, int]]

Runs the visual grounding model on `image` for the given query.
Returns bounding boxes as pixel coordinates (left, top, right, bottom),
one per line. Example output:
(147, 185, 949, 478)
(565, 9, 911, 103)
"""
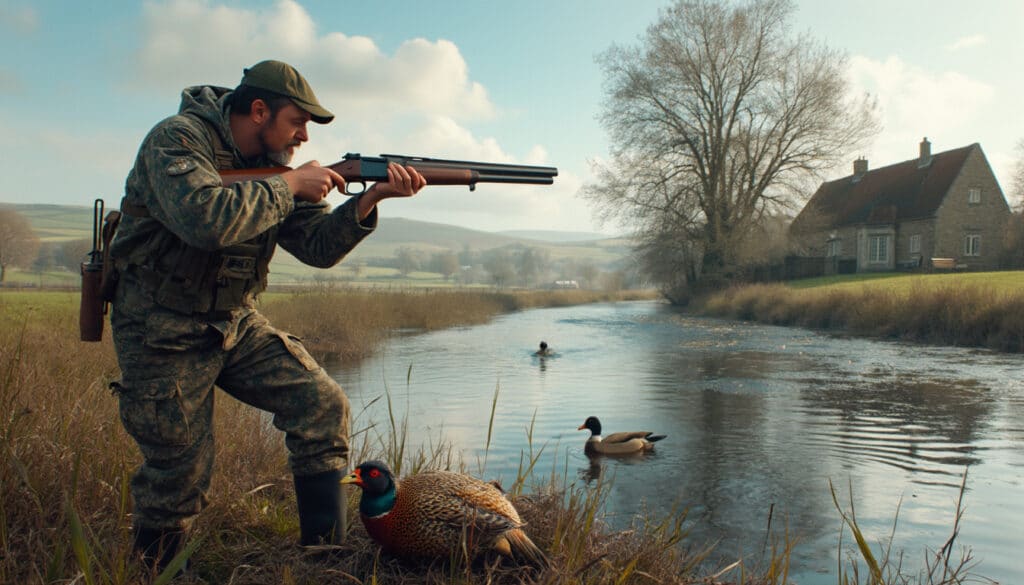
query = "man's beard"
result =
(258, 125, 297, 166)
(268, 149, 294, 166)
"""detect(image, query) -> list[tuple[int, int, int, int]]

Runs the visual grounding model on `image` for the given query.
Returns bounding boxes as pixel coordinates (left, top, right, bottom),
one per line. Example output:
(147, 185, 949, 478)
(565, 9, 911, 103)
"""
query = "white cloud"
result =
(986, 149, 1017, 203)
(132, 0, 494, 121)
(946, 34, 987, 52)
(844, 55, 995, 174)
(0, 3, 37, 33)
(121, 0, 592, 233)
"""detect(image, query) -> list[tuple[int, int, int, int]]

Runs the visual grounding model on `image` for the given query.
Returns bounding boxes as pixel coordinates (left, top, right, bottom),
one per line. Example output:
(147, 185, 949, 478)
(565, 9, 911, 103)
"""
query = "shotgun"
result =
(219, 153, 558, 195)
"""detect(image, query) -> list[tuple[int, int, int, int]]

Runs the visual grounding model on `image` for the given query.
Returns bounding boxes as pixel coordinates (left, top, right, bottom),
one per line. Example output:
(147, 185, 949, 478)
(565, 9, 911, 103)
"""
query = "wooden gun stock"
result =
(219, 153, 558, 194)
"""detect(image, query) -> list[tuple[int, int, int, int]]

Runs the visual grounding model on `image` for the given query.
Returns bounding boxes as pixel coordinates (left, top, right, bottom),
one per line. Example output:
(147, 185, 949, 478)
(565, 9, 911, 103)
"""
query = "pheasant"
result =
(577, 416, 666, 455)
(341, 460, 549, 568)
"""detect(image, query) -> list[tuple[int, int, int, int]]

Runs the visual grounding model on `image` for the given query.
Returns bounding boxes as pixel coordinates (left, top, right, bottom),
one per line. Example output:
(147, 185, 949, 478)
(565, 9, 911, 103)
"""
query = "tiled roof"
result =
(794, 143, 976, 228)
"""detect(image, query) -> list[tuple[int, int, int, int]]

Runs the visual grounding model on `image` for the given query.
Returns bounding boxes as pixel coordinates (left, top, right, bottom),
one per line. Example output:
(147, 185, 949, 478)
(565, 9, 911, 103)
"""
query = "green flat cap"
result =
(240, 60, 334, 124)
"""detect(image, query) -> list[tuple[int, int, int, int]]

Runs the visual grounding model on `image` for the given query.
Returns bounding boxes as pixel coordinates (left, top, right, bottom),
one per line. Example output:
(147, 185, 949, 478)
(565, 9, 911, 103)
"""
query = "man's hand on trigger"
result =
(282, 161, 346, 203)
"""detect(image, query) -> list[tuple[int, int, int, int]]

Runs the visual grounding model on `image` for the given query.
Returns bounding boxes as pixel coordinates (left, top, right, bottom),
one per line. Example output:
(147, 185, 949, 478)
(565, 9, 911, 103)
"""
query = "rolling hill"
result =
(5, 203, 635, 284)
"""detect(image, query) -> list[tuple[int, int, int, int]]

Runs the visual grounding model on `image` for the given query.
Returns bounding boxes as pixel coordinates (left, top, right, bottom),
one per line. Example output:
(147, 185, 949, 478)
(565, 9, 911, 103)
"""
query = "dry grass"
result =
(699, 277, 1024, 352)
(2, 287, 984, 584)
(261, 285, 660, 360)
(3, 288, 748, 585)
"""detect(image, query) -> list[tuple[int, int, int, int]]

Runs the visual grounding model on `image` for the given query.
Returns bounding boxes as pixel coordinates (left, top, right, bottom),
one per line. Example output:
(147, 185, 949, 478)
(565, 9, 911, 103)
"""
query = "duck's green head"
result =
(341, 460, 397, 517)
(577, 416, 602, 436)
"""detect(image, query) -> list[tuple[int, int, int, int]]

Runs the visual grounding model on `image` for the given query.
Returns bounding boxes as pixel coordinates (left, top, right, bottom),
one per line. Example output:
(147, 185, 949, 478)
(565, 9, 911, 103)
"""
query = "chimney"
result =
(853, 157, 868, 176)
(918, 137, 932, 167)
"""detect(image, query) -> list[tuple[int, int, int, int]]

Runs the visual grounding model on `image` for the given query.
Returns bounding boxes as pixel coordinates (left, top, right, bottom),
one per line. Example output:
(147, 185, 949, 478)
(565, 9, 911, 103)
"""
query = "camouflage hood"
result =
(178, 85, 235, 152)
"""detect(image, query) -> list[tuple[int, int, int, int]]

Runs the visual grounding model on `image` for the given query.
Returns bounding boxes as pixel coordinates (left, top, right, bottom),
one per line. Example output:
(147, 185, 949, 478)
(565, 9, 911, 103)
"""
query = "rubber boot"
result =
(133, 525, 188, 576)
(294, 469, 347, 546)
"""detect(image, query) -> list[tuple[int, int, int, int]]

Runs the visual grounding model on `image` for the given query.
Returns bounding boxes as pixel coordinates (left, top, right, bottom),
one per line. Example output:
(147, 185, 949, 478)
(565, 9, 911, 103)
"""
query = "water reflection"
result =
(798, 374, 990, 484)
(330, 301, 1024, 584)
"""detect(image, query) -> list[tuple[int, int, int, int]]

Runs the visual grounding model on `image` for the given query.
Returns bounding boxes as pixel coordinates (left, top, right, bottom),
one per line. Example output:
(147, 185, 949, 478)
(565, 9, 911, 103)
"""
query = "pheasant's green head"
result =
(341, 460, 397, 517)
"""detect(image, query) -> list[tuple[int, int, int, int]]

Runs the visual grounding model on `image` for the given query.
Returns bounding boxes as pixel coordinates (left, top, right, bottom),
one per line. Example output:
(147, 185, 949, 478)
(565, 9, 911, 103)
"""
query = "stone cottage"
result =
(790, 138, 1010, 273)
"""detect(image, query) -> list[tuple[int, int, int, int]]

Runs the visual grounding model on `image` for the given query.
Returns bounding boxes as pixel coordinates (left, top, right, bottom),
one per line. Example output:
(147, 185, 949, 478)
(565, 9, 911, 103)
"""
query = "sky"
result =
(1, 0, 1022, 236)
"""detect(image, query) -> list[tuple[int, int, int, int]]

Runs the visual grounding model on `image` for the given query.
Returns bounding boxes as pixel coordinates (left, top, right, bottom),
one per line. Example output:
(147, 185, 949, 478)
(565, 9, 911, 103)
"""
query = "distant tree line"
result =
(376, 244, 646, 290)
(0, 207, 100, 284)
(0, 208, 41, 283)
(0, 206, 647, 291)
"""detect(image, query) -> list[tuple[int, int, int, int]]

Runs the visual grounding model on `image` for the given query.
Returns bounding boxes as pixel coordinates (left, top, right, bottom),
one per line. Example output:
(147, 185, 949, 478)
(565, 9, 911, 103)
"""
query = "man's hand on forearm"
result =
(358, 162, 427, 220)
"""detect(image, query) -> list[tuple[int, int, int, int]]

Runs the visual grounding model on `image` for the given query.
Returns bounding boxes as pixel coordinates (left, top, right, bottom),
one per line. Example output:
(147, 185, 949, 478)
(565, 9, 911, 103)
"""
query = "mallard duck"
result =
(577, 416, 666, 455)
(341, 460, 548, 568)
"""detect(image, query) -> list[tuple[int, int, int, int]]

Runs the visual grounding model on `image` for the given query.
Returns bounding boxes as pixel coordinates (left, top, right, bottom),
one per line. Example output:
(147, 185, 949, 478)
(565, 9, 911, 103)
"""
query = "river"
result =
(328, 300, 1023, 584)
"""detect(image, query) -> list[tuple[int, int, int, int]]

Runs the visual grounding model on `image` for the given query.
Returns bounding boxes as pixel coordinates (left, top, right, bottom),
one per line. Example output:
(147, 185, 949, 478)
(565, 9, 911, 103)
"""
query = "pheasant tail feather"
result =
(504, 528, 549, 569)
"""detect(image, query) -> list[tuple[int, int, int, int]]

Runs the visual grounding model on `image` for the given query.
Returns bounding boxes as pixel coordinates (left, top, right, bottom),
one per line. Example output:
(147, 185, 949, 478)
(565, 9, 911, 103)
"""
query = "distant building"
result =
(790, 138, 1011, 273)
(552, 280, 580, 289)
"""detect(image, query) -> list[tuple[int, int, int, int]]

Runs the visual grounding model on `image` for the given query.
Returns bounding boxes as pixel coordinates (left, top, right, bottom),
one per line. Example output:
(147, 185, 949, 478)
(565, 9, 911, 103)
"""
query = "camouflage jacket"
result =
(110, 85, 375, 326)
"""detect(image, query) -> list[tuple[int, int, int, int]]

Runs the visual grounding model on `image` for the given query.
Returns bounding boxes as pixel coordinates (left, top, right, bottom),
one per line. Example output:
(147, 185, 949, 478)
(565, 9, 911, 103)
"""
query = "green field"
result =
(5, 203, 636, 286)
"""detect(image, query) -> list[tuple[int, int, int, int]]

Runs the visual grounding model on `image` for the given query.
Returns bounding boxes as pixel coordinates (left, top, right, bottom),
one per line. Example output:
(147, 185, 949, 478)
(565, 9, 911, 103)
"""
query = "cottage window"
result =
(964, 234, 981, 256)
(827, 239, 841, 257)
(868, 235, 889, 263)
(968, 187, 981, 204)
(909, 234, 921, 254)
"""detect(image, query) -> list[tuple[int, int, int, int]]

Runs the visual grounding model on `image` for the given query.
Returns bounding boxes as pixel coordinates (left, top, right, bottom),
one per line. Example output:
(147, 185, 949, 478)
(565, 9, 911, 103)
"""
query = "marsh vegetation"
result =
(0, 288, 987, 584)
(700, 271, 1024, 352)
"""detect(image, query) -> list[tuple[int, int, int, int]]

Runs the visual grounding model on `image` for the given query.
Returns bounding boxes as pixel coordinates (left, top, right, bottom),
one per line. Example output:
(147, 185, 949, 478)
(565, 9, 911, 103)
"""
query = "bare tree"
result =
(1010, 138, 1024, 212)
(584, 0, 879, 299)
(482, 249, 516, 288)
(431, 251, 461, 281)
(394, 246, 421, 277)
(58, 238, 94, 271)
(0, 208, 41, 283)
(515, 247, 550, 287)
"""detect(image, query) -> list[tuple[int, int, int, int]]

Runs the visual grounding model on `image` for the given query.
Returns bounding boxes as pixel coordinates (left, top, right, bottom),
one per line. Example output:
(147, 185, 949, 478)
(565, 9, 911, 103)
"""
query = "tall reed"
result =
(829, 470, 977, 585)
(700, 279, 1024, 352)
(262, 285, 658, 360)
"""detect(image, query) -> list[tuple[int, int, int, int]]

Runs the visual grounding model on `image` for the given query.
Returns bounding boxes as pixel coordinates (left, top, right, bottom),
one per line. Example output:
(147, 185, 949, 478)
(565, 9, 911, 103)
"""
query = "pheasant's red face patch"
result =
(368, 468, 381, 478)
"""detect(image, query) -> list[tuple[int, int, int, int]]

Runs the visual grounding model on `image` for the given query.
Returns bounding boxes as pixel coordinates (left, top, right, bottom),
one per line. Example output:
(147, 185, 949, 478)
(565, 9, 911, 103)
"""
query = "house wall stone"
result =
(821, 225, 858, 274)
(896, 217, 935, 268)
(933, 146, 1010, 270)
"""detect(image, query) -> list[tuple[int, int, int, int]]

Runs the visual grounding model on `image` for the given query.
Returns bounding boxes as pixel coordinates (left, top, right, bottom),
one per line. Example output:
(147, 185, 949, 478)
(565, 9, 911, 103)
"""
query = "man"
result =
(108, 60, 426, 571)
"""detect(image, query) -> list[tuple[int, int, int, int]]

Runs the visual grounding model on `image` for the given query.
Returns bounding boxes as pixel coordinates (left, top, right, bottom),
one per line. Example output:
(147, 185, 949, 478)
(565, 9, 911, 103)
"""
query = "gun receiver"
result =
(220, 153, 558, 195)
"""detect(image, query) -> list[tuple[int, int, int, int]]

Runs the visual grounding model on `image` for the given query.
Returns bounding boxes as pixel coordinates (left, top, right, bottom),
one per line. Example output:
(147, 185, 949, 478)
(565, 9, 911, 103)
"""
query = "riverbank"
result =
(1, 288, 987, 584)
(697, 271, 1024, 353)
(3, 288, 747, 585)
(261, 286, 661, 360)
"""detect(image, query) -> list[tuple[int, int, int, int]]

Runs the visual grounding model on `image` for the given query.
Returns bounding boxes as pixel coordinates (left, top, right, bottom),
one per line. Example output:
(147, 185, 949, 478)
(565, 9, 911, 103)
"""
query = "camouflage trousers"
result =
(110, 286, 349, 532)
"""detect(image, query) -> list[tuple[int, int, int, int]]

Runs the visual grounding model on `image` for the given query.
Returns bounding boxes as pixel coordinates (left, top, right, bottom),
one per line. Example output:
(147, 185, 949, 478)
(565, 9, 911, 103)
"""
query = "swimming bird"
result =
(534, 341, 554, 357)
(341, 460, 549, 568)
(577, 416, 666, 455)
